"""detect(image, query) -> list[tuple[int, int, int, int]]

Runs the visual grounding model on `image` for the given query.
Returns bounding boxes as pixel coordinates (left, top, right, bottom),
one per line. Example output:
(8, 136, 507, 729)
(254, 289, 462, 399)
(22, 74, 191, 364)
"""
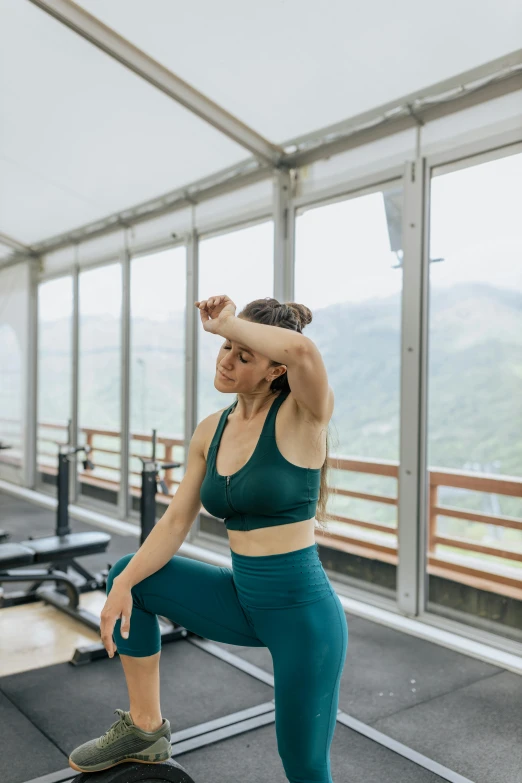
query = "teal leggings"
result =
(107, 543, 348, 783)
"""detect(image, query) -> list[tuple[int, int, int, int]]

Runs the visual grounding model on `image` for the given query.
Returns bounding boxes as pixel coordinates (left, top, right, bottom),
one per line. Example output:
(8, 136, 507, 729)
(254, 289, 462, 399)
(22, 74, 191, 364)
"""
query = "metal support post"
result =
(273, 170, 295, 303)
(118, 245, 131, 519)
(185, 229, 200, 543)
(139, 459, 157, 545)
(70, 262, 80, 502)
(56, 449, 71, 536)
(24, 259, 39, 489)
(397, 159, 430, 616)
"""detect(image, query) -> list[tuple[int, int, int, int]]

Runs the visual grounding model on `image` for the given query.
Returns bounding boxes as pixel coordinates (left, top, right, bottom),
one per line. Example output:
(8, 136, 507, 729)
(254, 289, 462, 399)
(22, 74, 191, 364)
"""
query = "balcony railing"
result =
(1, 420, 521, 599)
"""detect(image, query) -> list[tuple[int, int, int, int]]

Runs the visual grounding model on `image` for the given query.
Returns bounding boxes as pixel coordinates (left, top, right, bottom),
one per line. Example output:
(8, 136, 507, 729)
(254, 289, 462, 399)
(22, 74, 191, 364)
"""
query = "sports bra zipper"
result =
(225, 475, 240, 514)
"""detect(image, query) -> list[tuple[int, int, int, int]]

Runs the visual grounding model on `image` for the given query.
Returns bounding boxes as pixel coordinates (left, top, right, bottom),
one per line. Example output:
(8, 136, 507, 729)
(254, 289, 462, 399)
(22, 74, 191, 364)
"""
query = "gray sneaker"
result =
(69, 709, 172, 772)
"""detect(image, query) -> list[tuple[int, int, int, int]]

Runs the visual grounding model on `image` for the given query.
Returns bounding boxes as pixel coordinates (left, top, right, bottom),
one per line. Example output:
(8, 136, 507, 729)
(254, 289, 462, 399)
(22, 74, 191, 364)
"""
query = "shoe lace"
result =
(99, 709, 131, 748)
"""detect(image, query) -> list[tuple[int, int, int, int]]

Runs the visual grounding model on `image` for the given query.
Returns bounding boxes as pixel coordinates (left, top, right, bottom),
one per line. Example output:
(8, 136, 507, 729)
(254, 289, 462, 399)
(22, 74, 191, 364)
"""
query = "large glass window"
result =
(427, 151, 522, 637)
(78, 263, 122, 508)
(37, 276, 73, 492)
(295, 187, 403, 597)
(0, 264, 30, 485)
(129, 247, 186, 510)
(197, 222, 274, 423)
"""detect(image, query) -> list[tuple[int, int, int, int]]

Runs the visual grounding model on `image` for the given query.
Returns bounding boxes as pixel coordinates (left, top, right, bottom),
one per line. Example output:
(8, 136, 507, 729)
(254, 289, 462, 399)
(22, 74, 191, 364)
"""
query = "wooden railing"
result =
(35, 422, 182, 495)
(319, 456, 522, 596)
(427, 469, 522, 593)
(1, 420, 521, 598)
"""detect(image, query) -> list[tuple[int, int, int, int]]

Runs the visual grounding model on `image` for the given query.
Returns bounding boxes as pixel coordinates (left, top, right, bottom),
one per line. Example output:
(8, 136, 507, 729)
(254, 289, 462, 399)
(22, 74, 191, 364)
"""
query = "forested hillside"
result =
(36, 282, 521, 481)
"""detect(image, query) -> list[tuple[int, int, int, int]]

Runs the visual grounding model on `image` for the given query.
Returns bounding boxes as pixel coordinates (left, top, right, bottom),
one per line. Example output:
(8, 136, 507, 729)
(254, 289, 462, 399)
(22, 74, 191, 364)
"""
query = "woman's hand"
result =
(100, 582, 134, 658)
(194, 295, 236, 334)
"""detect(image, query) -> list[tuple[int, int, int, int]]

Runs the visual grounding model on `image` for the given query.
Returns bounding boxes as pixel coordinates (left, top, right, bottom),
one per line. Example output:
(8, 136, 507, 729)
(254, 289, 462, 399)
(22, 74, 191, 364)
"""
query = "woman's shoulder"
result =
(197, 402, 233, 456)
(199, 404, 229, 432)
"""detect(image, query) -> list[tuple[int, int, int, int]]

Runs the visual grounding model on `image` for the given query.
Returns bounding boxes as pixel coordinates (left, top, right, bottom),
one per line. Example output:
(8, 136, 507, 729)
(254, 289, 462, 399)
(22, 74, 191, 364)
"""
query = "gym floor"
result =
(1, 491, 521, 783)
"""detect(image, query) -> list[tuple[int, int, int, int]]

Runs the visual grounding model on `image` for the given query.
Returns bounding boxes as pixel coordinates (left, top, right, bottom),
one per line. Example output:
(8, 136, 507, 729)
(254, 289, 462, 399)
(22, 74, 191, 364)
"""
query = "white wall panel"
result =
(420, 91, 522, 159)
(41, 248, 76, 278)
(195, 180, 273, 234)
(76, 230, 126, 268)
(296, 130, 416, 203)
(129, 209, 193, 255)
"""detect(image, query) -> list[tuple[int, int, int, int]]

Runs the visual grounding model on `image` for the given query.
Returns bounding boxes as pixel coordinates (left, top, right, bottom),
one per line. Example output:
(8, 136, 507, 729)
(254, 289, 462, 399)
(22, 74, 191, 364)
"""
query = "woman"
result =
(69, 295, 348, 782)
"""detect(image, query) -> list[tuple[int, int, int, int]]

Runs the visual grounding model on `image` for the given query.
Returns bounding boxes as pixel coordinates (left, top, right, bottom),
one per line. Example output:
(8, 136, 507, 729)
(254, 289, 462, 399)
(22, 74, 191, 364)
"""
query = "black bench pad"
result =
(18, 532, 111, 563)
(0, 543, 36, 569)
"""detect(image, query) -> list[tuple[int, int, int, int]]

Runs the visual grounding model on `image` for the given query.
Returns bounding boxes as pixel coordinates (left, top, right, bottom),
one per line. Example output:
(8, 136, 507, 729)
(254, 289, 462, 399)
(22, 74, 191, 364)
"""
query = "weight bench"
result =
(0, 531, 111, 630)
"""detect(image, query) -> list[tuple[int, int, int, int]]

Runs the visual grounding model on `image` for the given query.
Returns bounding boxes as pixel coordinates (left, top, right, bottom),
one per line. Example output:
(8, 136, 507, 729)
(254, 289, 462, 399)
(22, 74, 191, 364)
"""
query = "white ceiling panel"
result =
(0, 1, 247, 244)
(77, 0, 522, 141)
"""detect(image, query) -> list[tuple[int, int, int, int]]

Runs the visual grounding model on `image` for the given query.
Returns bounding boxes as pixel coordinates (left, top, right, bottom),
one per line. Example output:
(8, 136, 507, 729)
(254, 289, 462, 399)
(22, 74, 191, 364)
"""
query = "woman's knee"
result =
(106, 553, 135, 595)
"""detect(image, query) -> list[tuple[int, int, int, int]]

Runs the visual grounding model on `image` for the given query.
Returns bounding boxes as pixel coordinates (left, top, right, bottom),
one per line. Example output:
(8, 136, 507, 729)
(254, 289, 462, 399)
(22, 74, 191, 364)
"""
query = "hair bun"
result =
(240, 297, 312, 333)
(287, 302, 312, 329)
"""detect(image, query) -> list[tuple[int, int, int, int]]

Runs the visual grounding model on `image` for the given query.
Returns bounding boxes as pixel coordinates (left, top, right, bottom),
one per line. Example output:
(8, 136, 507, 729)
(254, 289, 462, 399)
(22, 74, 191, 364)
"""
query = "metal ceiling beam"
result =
(28, 0, 284, 167)
(0, 231, 38, 256)
(284, 49, 522, 168)
(286, 49, 522, 150)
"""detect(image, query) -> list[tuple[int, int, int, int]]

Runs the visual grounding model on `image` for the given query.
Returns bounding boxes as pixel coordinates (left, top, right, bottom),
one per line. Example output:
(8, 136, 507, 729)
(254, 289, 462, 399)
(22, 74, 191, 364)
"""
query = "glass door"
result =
(129, 246, 187, 516)
(77, 263, 122, 510)
(37, 276, 73, 494)
(295, 185, 404, 599)
(426, 150, 522, 640)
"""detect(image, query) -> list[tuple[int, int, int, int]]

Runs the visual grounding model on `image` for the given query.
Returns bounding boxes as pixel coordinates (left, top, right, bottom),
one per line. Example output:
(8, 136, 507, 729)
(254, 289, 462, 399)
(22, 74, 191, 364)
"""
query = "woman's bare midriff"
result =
(203, 391, 327, 557)
(227, 517, 318, 556)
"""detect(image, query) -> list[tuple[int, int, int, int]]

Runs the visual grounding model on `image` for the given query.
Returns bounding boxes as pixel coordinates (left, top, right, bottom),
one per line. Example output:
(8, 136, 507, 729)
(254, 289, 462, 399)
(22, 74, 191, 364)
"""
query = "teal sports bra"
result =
(200, 388, 322, 531)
